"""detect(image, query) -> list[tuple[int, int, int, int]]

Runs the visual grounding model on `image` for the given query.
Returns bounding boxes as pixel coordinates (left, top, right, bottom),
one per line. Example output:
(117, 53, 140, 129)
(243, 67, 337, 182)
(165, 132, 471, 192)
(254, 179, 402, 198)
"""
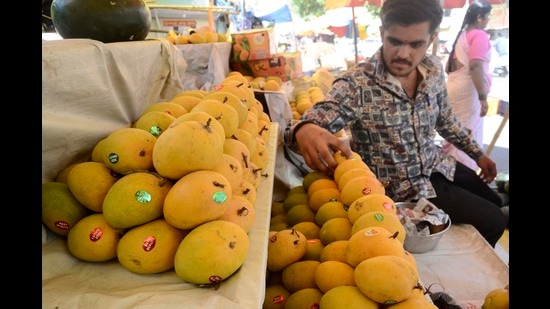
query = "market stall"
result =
(42, 35, 508, 308)
(42, 38, 278, 308)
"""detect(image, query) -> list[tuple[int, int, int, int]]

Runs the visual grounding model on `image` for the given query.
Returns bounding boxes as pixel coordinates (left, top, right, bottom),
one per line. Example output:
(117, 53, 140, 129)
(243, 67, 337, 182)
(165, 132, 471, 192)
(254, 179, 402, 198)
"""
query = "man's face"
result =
(379, 21, 436, 77)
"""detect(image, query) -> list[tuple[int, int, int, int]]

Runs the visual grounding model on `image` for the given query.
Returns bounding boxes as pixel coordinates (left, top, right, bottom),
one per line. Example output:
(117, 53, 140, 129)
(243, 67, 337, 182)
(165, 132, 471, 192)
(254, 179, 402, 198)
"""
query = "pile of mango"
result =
(42, 71, 272, 289)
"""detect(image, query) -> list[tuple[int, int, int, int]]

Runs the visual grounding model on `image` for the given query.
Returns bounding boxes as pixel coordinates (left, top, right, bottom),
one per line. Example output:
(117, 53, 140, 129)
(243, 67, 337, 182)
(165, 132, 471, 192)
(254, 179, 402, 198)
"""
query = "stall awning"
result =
(245, 0, 292, 23)
(443, 0, 506, 9)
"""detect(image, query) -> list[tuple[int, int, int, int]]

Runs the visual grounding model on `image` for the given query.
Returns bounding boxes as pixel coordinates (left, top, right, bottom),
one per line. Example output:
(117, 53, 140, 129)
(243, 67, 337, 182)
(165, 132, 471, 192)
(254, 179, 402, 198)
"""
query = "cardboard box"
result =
(231, 52, 304, 82)
(231, 28, 276, 62)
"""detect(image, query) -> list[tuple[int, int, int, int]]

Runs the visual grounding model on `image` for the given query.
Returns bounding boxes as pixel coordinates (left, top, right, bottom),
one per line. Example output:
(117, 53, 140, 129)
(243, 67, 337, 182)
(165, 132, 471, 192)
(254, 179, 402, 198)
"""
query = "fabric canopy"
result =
(324, 0, 369, 63)
(470, 0, 506, 4)
(367, 0, 383, 7)
(366, 0, 506, 9)
(443, 0, 506, 9)
(245, 0, 292, 23)
(325, 0, 367, 10)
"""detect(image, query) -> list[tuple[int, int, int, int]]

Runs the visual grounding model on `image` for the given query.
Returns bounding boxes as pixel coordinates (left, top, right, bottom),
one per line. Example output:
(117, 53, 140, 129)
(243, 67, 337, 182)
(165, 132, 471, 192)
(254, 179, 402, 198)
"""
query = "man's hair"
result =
(380, 0, 443, 34)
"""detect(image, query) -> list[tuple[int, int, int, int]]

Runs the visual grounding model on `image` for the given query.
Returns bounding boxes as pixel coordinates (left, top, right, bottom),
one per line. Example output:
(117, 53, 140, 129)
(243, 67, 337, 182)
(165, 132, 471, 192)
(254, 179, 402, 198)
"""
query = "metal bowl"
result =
(395, 202, 451, 253)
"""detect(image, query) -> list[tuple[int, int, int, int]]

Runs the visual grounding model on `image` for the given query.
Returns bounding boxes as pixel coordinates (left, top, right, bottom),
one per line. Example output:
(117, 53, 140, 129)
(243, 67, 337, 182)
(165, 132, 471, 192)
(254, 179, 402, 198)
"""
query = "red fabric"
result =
(349, 0, 367, 6)
(442, 0, 466, 9)
(329, 25, 348, 37)
(367, 0, 383, 7)
(469, 0, 505, 4)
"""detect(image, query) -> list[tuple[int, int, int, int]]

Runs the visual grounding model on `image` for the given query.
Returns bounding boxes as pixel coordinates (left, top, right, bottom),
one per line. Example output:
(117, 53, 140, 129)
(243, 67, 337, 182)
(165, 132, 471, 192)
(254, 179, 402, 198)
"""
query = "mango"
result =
(174, 220, 249, 285)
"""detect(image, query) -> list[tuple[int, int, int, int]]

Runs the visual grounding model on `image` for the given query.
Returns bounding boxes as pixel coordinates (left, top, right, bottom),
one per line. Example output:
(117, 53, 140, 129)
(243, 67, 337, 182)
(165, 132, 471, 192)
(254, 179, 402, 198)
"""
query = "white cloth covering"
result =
(414, 224, 509, 307)
(42, 38, 278, 308)
(176, 43, 231, 91)
(42, 38, 187, 182)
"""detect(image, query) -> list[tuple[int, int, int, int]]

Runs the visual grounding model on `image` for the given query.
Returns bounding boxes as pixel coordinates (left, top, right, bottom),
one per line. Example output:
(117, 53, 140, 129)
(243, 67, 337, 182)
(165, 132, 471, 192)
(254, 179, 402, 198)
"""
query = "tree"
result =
(289, 0, 326, 20)
(289, 0, 380, 21)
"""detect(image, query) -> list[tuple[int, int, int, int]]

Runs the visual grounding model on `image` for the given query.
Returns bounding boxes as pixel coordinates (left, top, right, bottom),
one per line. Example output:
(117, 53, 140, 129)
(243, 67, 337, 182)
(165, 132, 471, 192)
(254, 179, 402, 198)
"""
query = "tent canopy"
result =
(245, 0, 292, 23)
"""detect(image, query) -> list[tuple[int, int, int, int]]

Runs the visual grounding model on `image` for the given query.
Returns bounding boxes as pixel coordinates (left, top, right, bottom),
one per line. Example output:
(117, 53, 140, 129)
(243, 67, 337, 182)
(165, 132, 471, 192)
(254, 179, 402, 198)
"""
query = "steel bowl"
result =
(395, 202, 451, 253)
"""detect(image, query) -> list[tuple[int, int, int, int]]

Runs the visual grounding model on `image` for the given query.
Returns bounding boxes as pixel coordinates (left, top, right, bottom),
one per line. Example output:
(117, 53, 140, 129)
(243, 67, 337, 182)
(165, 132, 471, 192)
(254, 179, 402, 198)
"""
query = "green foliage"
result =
(289, 0, 380, 21)
(366, 4, 381, 17)
(290, 0, 326, 20)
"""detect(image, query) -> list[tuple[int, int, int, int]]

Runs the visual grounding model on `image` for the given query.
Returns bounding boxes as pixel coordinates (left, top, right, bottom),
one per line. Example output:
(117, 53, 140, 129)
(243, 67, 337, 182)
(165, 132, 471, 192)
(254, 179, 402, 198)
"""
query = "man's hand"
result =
(294, 123, 353, 175)
(477, 155, 497, 183)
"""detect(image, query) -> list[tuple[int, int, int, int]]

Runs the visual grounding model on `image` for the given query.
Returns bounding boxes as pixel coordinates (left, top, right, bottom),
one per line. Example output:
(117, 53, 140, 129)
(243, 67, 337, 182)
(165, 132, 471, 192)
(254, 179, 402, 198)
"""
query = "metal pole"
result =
(352, 6, 359, 64)
(209, 0, 214, 30)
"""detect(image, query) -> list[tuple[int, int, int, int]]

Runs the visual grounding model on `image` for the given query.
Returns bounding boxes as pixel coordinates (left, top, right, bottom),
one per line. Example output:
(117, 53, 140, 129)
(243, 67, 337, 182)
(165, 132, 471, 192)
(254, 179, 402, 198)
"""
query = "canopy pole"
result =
(476, 105, 509, 176)
(208, 0, 214, 30)
(352, 6, 359, 64)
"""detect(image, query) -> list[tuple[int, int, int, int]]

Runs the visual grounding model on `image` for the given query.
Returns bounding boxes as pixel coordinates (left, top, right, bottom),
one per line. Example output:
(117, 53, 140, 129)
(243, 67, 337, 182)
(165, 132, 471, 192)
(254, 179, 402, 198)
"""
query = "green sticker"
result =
(149, 126, 162, 137)
(212, 191, 227, 204)
(135, 190, 152, 203)
(374, 213, 384, 222)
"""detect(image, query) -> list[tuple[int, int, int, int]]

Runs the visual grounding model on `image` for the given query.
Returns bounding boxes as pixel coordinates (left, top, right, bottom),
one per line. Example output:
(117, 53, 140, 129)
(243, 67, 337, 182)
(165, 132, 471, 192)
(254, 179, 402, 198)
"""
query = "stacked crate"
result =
(229, 28, 303, 82)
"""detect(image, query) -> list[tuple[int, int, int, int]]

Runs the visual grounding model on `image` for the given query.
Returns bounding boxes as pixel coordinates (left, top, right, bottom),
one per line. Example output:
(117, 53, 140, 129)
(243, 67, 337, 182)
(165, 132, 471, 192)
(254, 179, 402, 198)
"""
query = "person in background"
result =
(283, 0, 506, 247)
(442, 0, 493, 171)
(493, 31, 509, 57)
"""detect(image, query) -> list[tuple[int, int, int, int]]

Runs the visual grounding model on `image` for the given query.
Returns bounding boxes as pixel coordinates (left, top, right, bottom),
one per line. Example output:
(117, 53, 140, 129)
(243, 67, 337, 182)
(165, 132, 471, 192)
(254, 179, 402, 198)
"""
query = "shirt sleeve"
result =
(467, 29, 491, 61)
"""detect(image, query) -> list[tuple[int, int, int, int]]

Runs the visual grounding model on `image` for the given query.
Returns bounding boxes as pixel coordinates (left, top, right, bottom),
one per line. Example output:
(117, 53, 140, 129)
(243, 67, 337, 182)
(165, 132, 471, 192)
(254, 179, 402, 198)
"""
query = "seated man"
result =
(283, 0, 506, 247)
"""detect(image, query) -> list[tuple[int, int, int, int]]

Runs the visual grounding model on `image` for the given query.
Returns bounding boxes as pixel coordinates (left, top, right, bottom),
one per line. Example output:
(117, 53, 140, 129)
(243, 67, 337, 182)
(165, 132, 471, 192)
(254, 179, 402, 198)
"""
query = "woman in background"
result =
(442, 0, 493, 171)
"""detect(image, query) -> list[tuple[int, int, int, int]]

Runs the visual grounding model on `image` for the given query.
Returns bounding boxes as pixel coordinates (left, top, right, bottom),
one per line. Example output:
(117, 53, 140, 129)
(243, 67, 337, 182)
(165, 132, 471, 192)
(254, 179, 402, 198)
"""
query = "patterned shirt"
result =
(284, 49, 484, 201)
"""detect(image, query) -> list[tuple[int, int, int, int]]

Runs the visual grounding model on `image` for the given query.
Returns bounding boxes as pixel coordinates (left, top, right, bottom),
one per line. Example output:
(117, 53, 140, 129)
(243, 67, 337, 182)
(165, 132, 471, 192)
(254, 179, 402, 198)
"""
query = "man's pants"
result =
(428, 162, 506, 247)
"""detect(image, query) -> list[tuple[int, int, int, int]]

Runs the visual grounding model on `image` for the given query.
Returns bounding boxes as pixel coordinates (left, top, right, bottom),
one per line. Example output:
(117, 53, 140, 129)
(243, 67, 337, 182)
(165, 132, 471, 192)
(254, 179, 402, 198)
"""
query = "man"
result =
(283, 0, 506, 247)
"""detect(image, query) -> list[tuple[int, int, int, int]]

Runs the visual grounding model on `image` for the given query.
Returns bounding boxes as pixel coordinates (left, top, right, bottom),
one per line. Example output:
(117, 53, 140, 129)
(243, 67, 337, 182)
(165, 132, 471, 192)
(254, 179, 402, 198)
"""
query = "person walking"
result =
(283, 0, 506, 247)
(442, 0, 493, 171)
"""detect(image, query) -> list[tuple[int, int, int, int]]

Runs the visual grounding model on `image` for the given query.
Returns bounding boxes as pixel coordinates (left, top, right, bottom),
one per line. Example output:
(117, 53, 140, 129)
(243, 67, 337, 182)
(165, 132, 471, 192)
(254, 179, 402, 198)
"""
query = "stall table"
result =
(413, 224, 509, 307)
(260, 80, 510, 307)
(42, 38, 278, 308)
